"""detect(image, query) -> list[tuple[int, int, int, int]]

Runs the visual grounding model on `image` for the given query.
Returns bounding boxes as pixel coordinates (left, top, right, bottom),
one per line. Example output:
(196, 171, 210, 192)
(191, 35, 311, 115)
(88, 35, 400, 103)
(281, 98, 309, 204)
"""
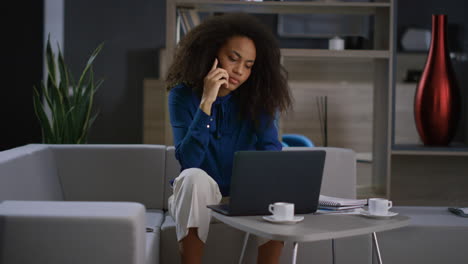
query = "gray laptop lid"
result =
(227, 150, 326, 216)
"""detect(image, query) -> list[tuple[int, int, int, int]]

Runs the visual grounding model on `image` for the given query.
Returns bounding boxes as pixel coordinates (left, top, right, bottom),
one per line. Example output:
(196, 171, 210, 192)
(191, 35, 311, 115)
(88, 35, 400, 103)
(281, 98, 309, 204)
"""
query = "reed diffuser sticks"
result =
(316, 96, 328, 147)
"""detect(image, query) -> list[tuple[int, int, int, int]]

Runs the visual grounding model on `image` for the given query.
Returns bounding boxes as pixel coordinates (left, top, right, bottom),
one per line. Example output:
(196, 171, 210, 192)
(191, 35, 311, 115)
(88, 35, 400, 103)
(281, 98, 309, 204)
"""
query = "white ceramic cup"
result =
(368, 198, 393, 216)
(268, 202, 294, 220)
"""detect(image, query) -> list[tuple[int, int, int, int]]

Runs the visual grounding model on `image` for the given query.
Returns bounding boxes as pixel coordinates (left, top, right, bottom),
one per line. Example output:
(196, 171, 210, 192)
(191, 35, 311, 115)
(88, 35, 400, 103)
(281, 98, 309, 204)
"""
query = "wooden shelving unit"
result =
(153, 0, 396, 198)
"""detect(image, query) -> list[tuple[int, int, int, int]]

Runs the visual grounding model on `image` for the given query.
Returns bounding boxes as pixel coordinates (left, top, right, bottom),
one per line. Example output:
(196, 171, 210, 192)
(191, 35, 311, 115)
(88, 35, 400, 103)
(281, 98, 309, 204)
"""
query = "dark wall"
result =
(398, 0, 468, 29)
(1, 1, 43, 151)
(397, 0, 468, 52)
(65, 0, 166, 143)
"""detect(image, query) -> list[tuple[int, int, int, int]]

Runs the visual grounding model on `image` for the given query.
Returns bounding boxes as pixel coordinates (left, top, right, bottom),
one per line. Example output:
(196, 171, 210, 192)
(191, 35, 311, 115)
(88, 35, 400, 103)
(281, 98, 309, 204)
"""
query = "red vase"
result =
(414, 14, 461, 146)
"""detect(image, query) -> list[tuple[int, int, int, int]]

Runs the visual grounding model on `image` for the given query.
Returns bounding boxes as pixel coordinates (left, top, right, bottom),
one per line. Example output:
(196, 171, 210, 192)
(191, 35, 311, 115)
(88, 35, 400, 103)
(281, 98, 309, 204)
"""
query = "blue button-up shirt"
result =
(168, 84, 282, 195)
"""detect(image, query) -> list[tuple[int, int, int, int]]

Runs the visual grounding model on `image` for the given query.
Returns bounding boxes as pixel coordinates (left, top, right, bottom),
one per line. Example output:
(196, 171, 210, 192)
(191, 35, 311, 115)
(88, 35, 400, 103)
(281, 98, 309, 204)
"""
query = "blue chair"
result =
(282, 134, 314, 147)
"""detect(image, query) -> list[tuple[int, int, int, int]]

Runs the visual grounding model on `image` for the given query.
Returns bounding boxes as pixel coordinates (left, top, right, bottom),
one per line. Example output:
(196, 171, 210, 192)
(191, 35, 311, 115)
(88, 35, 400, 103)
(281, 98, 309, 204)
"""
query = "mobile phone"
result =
(216, 58, 228, 89)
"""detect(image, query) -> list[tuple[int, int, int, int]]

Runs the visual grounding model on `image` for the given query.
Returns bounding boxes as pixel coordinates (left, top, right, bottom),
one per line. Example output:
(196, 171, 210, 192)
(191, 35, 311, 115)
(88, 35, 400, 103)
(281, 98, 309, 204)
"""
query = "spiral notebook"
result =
(319, 195, 368, 208)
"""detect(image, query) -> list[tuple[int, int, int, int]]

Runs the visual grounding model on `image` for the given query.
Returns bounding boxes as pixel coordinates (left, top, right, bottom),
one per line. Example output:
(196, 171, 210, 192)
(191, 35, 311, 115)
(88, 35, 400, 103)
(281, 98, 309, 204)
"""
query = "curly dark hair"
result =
(166, 13, 292, 122)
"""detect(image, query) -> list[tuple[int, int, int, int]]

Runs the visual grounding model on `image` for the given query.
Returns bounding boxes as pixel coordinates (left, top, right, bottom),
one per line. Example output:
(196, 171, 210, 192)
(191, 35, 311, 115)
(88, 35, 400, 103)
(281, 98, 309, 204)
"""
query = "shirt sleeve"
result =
(255, 113, 283, 151)
(168, 86, 213, 168)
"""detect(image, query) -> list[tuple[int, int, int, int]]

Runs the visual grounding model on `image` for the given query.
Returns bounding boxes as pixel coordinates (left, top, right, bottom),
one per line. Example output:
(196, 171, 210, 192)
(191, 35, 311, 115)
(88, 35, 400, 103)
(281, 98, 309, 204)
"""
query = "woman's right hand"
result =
(200, 58, 229, 115)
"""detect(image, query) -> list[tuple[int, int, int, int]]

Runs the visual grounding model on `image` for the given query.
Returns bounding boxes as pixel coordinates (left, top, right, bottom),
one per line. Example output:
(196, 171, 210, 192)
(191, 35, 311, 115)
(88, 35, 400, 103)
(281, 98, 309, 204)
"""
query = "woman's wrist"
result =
(200, 99, 213, 116)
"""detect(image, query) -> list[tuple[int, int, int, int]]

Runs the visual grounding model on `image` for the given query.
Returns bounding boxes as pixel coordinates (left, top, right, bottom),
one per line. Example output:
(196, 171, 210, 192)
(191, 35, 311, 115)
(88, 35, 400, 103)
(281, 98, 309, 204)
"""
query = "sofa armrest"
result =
(0, 201, 146, 264)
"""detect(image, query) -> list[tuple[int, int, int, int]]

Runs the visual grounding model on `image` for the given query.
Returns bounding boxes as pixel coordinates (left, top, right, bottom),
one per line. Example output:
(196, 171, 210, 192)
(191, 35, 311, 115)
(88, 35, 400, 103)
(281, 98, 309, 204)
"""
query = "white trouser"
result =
(168, 168, 222, 243)
(168, 168, 269, 245)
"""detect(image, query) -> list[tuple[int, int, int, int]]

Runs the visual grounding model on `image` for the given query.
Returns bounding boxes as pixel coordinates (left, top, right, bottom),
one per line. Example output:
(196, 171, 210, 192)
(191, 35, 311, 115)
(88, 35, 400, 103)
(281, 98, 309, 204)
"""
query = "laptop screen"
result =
(227, 150, 326, 216)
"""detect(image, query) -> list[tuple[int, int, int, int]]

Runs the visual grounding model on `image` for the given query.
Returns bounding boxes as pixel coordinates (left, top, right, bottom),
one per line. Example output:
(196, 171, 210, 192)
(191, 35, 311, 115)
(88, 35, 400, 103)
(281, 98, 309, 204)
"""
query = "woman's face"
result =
(216, 35, 256, 96)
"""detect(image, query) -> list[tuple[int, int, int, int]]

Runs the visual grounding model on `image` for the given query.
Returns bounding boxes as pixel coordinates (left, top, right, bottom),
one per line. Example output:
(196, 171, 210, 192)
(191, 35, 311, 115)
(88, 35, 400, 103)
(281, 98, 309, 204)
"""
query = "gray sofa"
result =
(1, 144, 467, 264)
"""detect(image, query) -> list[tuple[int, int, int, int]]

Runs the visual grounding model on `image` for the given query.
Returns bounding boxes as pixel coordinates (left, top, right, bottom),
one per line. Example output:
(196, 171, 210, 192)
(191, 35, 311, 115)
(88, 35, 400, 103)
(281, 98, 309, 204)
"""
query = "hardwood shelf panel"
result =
(392, 144, 468, 156)
(175, 1, 390, 15)
(281, 48, 390, 59)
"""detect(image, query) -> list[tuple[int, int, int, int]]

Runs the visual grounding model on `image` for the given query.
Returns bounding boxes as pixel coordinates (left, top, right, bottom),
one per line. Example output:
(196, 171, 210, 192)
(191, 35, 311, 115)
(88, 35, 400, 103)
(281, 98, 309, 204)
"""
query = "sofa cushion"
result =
(0, 144, 63, 201)
(51, 145, 166, 209)
(146, 209, 164, 229)
(145, 210, 164, 264)
(146, 231, 159, 264)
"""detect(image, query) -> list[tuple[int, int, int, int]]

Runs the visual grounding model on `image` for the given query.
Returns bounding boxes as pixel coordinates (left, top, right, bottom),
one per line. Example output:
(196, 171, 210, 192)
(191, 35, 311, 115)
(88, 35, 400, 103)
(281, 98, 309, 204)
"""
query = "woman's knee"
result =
(176, 168, 217, 192)
(173, 168, 222, 203)
(179, 168, 211, 184)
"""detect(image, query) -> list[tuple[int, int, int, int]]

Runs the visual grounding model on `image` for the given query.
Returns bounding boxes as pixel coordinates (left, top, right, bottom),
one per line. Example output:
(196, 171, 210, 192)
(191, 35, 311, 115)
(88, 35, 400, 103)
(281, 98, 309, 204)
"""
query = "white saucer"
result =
(360, 210, 398, 219)
(262, 215, 304, 224)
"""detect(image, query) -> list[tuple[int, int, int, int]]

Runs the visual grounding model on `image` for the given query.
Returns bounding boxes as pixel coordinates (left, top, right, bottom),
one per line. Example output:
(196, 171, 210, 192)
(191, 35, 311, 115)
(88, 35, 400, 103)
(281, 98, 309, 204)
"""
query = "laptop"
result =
(207, 150, 326, 216)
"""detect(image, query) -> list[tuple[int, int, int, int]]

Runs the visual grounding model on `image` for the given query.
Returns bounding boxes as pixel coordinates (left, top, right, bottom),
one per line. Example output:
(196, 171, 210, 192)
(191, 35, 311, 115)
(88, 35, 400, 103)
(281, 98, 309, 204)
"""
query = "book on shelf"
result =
(178, 9, 201, 34)
(319, 195, 368, 207)
(178, 9, 189, 34)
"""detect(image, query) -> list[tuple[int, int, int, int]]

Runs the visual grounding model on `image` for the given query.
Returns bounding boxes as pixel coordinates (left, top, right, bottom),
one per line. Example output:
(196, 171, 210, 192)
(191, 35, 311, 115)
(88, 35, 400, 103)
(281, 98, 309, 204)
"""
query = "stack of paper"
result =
(316, 208, 364, 215)
(318, 195, 368, 211)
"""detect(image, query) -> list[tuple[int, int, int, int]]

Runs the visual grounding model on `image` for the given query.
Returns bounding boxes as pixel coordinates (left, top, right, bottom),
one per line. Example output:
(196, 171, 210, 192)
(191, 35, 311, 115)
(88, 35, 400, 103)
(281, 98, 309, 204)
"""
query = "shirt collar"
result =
(213, 93, 233, 105)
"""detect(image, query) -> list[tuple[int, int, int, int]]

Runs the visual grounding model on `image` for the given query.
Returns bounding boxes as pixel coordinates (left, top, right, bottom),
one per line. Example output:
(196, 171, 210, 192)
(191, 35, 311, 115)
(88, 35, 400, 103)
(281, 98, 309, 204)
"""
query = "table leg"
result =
(331, 239, 336, 264)
(238, 232, 250, 264)
(372, 232, 383, 264)
(292, 242, 298, 264)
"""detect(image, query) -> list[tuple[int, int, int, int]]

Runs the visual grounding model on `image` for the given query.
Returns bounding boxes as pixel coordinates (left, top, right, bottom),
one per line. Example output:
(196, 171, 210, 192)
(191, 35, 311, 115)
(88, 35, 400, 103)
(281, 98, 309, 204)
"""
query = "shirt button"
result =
(207, 125, 210, 128)
(210, 118, 213, 121)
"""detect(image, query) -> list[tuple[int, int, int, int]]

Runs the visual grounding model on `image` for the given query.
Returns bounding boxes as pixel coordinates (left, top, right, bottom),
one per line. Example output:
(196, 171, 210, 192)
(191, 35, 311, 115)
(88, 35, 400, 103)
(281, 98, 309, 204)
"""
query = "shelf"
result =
(165, 0, 396, 199)
(392, 144, 468, 156)
(281, 49, 390, 59)
(175, 1, 390, 15)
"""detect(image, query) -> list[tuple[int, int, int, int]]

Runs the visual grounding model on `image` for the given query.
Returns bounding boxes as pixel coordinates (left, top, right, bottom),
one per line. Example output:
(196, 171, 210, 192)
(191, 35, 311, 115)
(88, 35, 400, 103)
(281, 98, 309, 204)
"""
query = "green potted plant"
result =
(33, 37, 103, 144)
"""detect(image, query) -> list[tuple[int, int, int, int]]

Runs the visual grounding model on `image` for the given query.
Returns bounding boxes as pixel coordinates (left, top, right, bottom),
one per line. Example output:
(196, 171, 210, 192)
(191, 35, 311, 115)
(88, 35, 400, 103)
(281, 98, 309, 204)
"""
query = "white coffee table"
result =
(211, 212, 410, 264)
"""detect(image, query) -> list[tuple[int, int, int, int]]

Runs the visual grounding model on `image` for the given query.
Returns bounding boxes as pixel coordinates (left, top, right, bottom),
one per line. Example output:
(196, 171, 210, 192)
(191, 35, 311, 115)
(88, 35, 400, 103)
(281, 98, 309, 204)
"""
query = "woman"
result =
(166, 13, 292, 264)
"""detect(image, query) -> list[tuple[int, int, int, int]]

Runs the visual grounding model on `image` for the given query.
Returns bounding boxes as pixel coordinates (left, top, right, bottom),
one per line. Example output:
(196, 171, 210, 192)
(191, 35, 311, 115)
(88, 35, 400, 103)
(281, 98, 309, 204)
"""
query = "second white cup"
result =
(268, 202, 294, 220)
(368, 198, 392, 216)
